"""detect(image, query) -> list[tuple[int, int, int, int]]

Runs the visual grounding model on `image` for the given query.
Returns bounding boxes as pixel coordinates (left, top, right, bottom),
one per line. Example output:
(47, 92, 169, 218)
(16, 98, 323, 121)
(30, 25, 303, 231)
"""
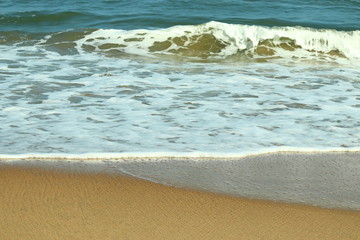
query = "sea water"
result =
(1, 0, 359, 154)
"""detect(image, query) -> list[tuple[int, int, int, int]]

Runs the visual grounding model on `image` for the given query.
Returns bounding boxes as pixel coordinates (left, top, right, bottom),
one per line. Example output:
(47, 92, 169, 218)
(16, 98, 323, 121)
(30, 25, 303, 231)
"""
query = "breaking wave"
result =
(2, 21, 360, 63)
(68, 21, 360, 62)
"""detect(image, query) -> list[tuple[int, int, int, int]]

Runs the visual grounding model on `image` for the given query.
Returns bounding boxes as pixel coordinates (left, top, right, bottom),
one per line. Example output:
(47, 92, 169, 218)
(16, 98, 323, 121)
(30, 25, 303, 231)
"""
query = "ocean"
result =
(1, 0, 359, 154)
(1, 0, 360, 210)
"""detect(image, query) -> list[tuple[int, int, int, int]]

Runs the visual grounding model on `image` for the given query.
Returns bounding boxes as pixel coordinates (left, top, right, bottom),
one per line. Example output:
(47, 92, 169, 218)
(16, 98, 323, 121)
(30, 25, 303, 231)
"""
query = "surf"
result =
(68, 21, 360, 62)
(3, 21, 360, 64)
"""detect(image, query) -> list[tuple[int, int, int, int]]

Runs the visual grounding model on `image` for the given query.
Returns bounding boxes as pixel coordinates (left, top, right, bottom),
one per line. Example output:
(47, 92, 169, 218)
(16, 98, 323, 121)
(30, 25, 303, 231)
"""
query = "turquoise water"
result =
(1, 0, 360, 32)
(0, 0, 359, 153)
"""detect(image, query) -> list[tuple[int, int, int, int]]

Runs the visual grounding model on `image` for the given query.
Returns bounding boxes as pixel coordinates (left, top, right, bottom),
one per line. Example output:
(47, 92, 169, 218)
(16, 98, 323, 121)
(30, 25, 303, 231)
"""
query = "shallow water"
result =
(0, 1, 359, 154)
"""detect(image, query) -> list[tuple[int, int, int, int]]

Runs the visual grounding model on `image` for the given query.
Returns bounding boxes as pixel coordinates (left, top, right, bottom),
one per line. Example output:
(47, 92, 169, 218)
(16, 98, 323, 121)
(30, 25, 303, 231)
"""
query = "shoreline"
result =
(1, 165, 360, 240)
(1, 150, 360, 211)
(1, 147, 360, 160)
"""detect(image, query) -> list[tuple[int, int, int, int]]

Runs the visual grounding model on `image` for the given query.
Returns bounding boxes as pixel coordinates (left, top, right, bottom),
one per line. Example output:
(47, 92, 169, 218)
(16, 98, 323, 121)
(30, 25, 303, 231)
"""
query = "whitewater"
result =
(1, 22, 359, 153)
(74, 21, 360, 60)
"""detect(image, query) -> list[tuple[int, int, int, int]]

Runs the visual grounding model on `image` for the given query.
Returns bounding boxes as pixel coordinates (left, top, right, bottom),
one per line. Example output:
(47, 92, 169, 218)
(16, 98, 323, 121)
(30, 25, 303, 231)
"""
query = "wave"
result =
(3, 21, 360, 63)
(0, 11, 90, 24)
(64, 21, 360, 62)
(0, 11, 96, 33)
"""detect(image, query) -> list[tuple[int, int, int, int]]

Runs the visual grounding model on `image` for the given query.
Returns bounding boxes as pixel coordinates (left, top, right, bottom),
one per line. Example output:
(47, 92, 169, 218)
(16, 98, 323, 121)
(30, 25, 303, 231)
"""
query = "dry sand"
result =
(1, 166, 360, 240)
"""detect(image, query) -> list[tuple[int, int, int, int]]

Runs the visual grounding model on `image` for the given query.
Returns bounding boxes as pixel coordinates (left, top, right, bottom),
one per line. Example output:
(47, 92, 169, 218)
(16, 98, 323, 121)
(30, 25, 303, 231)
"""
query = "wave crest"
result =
(41, 21, 360, 62)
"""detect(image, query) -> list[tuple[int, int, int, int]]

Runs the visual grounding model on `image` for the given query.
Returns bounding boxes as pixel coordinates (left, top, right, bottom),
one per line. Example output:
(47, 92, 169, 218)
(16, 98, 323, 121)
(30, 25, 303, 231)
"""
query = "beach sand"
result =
(1, 166, 360, 240)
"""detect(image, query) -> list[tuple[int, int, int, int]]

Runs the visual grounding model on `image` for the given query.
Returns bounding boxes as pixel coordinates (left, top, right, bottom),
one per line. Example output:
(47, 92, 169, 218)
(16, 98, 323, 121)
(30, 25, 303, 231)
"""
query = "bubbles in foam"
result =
(0, 22, 359, 155)
(72, 21, 360, 62)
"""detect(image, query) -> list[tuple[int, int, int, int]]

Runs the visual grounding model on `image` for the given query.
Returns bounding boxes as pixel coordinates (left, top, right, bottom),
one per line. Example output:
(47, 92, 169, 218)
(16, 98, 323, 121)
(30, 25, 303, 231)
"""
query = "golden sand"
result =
(1, 166, 360, 240)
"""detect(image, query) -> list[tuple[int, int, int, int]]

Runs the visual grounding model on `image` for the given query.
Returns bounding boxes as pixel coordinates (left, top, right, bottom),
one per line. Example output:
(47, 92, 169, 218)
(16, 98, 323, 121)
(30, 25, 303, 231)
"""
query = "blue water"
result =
(0, 0, 359, 154)
(1, 0, 360, 32)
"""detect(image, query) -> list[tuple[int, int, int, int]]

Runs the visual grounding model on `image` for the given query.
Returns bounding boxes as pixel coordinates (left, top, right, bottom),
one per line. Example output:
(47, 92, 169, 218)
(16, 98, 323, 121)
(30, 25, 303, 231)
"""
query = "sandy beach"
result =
(1, 165, 360, 240)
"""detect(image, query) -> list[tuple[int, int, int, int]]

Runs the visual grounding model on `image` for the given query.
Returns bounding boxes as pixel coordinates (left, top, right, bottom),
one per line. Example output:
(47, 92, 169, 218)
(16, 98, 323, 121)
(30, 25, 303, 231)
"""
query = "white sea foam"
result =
(0, 22, 359, 163)
(1, 40, 360, 154)
(74, 21, 360, 61)
(0, 147, 359, 160)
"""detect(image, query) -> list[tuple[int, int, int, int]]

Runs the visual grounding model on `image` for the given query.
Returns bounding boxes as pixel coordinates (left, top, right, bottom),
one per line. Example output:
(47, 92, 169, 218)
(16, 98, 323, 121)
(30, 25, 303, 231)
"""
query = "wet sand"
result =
(1, 166, 360, 240)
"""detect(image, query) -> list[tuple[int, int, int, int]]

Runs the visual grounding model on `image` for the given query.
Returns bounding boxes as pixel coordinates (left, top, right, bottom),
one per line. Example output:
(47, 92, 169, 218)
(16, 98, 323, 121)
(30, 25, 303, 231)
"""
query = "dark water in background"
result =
(0, 0, 360, 154)
(1, 0, 360, 32)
